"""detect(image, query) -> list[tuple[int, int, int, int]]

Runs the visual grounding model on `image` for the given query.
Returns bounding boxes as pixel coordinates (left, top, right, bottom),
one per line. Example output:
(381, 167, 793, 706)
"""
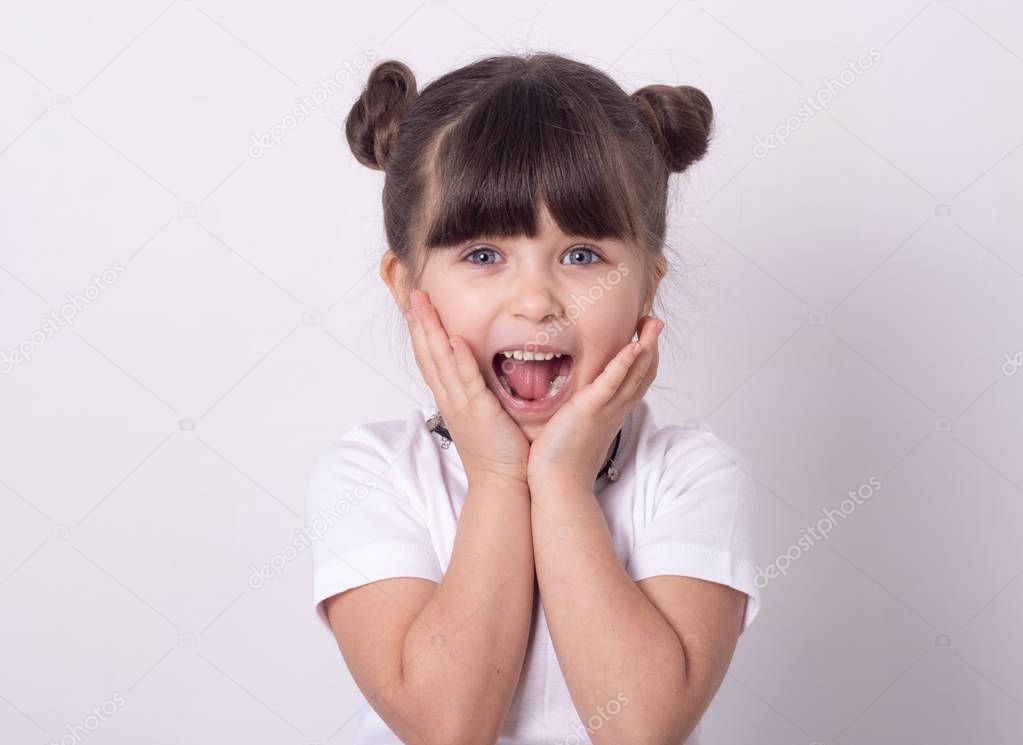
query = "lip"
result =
(486, 352, 575, 415)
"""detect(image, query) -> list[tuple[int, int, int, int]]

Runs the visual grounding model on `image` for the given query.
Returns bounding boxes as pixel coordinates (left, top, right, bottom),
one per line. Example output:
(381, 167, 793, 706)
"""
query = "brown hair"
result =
(344, 52, 713, 309)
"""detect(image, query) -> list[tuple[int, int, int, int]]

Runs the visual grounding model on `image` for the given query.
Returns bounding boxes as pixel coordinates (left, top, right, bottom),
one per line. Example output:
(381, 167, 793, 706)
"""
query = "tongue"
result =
(503, 358, 558, 400)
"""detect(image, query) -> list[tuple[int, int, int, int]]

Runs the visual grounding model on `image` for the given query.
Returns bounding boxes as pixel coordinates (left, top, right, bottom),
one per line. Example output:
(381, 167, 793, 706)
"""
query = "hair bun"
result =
(345, 60, 418, 171)
(631, 84, 713, 173)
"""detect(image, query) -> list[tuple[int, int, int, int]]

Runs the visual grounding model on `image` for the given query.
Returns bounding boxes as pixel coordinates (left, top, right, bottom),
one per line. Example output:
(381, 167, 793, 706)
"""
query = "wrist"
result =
(466, 468, 530, 495)
(526, 471, 593, 498)
(528, 476, 599, 526)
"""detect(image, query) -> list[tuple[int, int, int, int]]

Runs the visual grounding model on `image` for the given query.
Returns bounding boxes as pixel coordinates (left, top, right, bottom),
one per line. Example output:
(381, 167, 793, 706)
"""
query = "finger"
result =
(616, 317, 662, 402)
(405, 306, 443, 399)
(598, 316, 662, 403)
(448, 336, 488, 402)
(411, 291, 464, 403)
(445, 340, 503, 474)
(590, 331, 647, 404)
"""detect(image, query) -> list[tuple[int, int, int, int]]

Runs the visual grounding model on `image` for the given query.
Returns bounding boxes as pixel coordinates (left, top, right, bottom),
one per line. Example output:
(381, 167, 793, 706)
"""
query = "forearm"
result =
(531, 481, 688, 745)
(400, 473, 535, 744)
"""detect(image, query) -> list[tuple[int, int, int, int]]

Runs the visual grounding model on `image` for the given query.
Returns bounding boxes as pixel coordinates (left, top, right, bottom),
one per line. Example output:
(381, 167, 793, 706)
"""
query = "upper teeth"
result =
(499, 350, 564, 361)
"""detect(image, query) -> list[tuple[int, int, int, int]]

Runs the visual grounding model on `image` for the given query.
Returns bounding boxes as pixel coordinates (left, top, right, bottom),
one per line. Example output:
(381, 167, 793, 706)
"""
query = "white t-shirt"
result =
(305, 397, 762, 745)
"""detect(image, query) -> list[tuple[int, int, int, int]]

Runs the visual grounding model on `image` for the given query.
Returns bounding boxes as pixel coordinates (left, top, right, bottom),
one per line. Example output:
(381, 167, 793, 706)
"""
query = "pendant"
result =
(426, 413, 451, 448)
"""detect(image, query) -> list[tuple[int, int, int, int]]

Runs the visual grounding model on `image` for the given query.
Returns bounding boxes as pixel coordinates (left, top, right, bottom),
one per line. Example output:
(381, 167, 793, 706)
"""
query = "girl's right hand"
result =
(405, 288, 531, 485)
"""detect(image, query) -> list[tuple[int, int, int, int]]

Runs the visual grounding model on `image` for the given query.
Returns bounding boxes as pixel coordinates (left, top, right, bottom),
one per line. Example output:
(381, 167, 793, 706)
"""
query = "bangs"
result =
(419, 76, 641, 249)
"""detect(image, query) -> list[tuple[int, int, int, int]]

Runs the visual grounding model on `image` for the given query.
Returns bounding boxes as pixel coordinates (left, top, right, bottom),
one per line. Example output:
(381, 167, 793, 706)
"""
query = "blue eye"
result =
(462, 245, 603, 266)
(465, 248, 501, 265)
(562, 246, 602, 265)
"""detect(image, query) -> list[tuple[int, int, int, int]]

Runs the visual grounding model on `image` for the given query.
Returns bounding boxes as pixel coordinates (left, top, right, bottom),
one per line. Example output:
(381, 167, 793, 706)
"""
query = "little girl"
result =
(305, 52, 761, 745)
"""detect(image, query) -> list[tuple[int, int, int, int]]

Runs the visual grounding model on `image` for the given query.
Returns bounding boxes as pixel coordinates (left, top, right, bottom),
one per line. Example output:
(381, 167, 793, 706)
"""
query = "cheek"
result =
(578, 303, 638, 346)
(433, 306, 489, 359)
(573, 304, 640, 379)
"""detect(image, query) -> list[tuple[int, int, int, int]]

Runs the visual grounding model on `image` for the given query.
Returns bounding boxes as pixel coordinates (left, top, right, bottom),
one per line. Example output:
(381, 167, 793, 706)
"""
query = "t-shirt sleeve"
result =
(626, 429, 762, 633)
(304, 425, 443, 634)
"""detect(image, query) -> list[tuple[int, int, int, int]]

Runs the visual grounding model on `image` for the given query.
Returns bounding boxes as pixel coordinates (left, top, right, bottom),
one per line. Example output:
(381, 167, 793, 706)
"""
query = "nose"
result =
(506, 266, 565, 324)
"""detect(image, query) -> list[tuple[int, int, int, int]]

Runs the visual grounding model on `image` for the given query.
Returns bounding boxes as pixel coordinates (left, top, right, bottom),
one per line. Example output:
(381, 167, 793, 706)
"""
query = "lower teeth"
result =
(546, 375, 567, 398)
(499, 374, 568, 401)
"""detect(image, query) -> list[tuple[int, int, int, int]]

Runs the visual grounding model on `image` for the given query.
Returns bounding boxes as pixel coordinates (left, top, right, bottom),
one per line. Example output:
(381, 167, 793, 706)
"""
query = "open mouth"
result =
(490, 351, 574, 405)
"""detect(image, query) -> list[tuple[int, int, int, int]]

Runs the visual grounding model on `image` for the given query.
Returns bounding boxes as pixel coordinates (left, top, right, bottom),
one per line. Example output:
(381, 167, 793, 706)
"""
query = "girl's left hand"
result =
(527, 314, 664, 490)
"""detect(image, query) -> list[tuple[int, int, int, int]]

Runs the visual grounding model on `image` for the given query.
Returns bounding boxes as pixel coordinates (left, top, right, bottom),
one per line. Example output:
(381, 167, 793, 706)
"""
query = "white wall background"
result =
(2, 1, 1022, 743)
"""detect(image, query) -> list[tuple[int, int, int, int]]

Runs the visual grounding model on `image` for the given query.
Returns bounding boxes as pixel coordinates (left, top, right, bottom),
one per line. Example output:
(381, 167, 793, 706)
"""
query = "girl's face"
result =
(386, 205, 658, 443)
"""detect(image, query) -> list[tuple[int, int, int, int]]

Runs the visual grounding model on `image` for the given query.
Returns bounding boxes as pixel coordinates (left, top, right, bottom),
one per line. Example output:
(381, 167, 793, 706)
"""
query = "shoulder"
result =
(625, 403, 763, 630)
(631, 401, 752, 491)
(305, 407, 435, 500)
(310, 407, 431, 471)
(628, 402, 756, 523)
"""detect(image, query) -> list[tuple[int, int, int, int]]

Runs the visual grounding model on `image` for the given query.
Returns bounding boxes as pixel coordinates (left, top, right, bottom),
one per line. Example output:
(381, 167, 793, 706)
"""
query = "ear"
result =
(380, 250, 412, 311)
(640, 255, 667, 317)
